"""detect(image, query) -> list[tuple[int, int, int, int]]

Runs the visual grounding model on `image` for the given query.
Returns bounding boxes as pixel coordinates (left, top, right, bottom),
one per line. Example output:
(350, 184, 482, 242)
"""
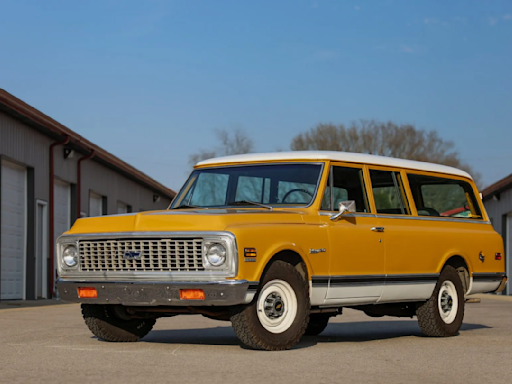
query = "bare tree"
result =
(290, 120, 480, 183)
(189, 128, 254, 167)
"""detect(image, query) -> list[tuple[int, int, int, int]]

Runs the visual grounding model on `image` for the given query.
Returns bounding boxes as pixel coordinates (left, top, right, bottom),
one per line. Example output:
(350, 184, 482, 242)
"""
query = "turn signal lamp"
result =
(244, 248, 257, 258)
(180, 289, 205, 300)
(495, 253, 502, 260)
(77, 287, 98, 299)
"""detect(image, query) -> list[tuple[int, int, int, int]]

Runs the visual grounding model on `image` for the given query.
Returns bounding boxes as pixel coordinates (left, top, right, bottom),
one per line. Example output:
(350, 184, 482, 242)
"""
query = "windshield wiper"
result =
(226, 200, 273, 210)
(173, 204, 200, 209)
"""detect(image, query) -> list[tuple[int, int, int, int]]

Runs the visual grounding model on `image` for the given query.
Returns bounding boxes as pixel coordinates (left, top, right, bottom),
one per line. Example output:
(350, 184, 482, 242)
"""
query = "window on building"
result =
(321, 166, 369, 212)
(117, 201, 132, 214)
(89, 191, 104, 217)
(369, 170, 410, 215)
(407, 174, 482, 219)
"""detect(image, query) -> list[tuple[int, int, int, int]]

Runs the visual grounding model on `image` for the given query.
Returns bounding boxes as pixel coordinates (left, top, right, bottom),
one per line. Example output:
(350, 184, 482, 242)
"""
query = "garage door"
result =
(1, 160, 26, 300)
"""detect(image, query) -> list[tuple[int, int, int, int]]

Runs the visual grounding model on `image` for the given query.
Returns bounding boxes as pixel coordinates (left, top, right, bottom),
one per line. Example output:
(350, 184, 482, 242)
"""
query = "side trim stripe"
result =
(312, 274, 439, 287)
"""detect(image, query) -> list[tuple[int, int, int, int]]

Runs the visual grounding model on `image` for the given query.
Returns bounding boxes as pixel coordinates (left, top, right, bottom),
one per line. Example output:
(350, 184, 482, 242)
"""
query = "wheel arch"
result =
(258, 248, 311, 283)
(440, 254, 472, 294)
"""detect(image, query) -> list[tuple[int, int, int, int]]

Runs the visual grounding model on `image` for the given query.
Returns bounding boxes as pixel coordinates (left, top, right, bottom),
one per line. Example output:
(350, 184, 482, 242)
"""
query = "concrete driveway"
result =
(0, 295, 511, 384)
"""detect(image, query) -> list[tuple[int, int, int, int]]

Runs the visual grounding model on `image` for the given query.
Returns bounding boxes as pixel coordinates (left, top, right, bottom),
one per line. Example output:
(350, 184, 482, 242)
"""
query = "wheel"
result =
(230, 261, 310, 351)
(304, 314, 330, 336)
(416, 266, 465, 337)
(81, 304, 156, 342)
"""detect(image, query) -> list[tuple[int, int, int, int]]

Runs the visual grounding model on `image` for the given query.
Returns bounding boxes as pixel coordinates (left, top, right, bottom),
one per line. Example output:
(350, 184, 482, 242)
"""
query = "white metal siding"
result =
(1, 160, 26, 299)
(54, 180, 70, 240)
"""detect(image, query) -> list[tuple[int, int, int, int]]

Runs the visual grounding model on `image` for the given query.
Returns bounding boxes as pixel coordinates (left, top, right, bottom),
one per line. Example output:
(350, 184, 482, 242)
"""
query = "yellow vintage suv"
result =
(57, 151, 507, 350)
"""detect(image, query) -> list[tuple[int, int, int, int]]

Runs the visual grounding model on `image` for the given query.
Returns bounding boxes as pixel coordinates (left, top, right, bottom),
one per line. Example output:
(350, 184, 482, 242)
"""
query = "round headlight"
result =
(62, 245, 78, 268)
(206, 243, 226, 267)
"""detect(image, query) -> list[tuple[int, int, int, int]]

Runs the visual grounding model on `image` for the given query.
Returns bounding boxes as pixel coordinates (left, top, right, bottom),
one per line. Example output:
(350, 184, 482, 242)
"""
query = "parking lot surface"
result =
(0, 296, 511, 384)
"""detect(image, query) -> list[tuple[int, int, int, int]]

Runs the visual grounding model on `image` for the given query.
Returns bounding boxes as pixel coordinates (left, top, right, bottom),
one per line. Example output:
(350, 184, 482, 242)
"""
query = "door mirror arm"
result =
(329, 200, 356, 221)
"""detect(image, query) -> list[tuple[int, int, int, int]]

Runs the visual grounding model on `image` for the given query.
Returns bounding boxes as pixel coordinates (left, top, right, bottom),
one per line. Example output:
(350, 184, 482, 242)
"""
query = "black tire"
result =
(416, 266, 465, 337)
(230, 261, 310, 351)
(304, 314, 330, 336)
(81, 304, 156, 342)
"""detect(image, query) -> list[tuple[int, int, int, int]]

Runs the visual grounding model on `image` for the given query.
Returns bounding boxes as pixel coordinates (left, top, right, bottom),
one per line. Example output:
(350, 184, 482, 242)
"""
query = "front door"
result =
(318, 164, 385, 305)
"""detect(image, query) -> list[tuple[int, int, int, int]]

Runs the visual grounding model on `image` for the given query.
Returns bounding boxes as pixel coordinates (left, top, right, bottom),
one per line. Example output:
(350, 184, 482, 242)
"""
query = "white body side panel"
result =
(378, 283, 436, 303)
(468, 281, 501, 295)
(326, 285, 382, 301)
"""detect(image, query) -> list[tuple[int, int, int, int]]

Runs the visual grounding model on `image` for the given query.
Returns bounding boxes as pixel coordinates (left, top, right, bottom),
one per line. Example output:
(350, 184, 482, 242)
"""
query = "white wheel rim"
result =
(438, 280, 458, 324)
(256, 280, 297, 334)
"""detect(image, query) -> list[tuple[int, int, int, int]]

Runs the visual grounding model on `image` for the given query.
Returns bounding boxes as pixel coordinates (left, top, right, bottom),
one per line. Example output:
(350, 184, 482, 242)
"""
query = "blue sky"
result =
(1, 0, 511, 191)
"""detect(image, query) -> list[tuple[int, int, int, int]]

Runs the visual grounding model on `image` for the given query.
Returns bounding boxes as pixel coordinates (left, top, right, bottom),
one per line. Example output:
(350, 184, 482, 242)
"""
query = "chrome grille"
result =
(78, 238, 204, 272)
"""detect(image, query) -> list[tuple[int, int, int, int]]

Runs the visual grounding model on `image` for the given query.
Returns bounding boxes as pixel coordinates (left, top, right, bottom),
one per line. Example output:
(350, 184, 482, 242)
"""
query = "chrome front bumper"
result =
(57, 279, 258, 306)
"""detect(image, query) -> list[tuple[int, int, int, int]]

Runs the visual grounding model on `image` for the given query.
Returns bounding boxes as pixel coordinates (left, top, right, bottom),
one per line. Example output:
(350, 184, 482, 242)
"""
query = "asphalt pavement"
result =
(0, 295, 511, 384)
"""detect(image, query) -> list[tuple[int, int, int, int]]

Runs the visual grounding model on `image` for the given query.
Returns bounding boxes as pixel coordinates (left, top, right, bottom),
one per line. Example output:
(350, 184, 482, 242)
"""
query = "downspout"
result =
(77, 150, 95, 218)
(49, 135, 70, 298)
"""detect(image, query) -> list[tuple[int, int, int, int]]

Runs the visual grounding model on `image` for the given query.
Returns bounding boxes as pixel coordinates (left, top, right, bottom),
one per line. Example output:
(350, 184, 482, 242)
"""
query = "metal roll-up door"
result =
(1, 160, 27, 300)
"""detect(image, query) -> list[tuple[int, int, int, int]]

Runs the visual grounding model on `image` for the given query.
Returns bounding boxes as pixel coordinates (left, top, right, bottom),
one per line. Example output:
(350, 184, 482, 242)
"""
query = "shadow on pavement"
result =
(141, 326, 239, 346)
(137, 320, 491, 350)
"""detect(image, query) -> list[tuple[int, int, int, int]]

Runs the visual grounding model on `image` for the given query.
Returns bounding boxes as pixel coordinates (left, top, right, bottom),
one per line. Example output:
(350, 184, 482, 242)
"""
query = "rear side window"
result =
(369, 170, 410, 215)
(407, 174, 482, 219)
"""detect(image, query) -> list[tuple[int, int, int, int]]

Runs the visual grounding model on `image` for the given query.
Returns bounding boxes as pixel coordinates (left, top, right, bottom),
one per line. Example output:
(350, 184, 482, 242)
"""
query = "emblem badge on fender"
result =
(309, 248, 326, 254)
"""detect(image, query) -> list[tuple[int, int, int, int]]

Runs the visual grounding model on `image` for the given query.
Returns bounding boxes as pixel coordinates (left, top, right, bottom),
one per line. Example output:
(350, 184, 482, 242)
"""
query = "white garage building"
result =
(0, 89, 176, 301)
(482, 173, 512, 295)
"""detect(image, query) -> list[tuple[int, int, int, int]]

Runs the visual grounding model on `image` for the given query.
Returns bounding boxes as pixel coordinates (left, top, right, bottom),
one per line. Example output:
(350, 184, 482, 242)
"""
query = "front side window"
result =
(321, 166, 368, 212)
(369, 170, 410, 215)
(172, 163, 322, 208)
(407, 174, 482, 219)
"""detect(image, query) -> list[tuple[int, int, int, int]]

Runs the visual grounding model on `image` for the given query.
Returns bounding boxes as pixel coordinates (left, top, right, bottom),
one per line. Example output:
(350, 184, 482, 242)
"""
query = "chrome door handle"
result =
(371, 227, 385, 232)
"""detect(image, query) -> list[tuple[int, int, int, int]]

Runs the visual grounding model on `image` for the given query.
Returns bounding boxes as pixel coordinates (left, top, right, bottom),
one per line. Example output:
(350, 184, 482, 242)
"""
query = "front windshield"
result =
(171, 163, 323, 208)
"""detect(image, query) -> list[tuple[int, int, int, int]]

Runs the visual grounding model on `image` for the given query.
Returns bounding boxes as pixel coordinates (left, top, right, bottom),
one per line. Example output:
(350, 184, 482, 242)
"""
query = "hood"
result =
(66, 208, 305, 235)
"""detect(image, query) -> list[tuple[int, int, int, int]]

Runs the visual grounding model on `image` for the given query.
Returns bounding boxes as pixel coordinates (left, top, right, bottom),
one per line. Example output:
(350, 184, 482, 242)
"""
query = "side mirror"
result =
(330, 200, 356, 221)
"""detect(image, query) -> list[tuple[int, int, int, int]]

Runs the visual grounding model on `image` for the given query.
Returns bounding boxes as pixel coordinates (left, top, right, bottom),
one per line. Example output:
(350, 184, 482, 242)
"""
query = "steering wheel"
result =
(281, 188, 314, 203)
(417, 207, 440, 217)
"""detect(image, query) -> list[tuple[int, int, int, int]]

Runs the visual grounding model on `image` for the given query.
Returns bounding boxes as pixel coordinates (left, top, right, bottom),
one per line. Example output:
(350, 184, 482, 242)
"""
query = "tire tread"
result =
(82, 304, 156, 342)
(230, 261, 310, 351)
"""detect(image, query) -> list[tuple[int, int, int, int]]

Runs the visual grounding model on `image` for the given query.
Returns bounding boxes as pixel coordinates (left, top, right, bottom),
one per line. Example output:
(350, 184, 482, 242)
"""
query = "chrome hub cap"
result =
(264, 293, 285, 319)
(437, 280, 458, 324)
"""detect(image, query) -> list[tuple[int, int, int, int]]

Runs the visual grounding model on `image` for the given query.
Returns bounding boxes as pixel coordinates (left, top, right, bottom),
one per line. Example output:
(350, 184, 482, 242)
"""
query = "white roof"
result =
(196, 151, 472, 179)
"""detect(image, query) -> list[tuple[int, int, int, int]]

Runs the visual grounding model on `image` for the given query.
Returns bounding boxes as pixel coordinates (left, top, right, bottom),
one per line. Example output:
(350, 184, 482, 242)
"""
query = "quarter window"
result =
(321, 166, 368, 212)
(407, 174, 482, 219)
(369, 170, 410, 215)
